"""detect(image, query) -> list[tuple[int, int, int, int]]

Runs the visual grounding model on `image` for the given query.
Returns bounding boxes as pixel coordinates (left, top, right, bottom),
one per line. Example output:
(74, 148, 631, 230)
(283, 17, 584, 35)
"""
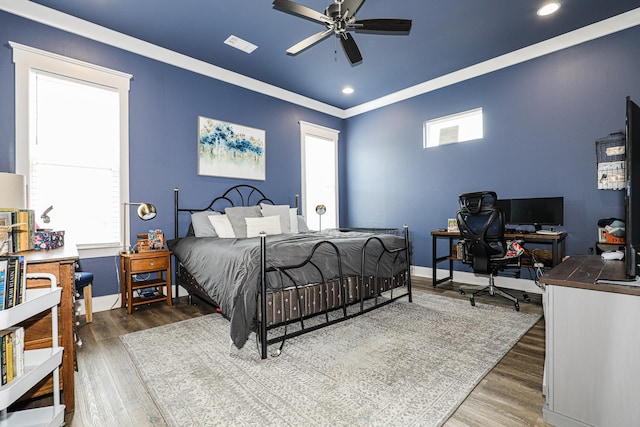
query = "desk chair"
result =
(456, 191, 526, 311)
(74, 271, 93, 323)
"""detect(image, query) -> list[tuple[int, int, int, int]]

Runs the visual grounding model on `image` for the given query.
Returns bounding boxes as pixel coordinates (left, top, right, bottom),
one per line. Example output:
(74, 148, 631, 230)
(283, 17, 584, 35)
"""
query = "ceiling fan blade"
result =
(340, 33, 362, 64)
(287, 29, 333, 55)
(273, 0, 332, 25)
(341, 0, 366, 20)
(353, 19, 412, 33)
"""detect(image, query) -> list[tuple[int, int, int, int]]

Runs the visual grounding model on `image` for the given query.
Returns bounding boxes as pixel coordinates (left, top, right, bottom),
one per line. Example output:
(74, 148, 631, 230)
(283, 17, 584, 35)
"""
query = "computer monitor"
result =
(510, 197, 564, 230)
(494, 199, 511, 223)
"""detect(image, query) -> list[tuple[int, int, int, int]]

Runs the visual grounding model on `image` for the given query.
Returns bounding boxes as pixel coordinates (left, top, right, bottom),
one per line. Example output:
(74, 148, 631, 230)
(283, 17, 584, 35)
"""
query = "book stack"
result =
(0, 327, 25, 385)
(0, 255, 27, 310)
(0, 209, 36, 253)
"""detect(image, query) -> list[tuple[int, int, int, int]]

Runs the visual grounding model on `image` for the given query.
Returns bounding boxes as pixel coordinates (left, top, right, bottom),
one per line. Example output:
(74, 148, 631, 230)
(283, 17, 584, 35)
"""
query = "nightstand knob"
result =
(149, 262, 154, 266)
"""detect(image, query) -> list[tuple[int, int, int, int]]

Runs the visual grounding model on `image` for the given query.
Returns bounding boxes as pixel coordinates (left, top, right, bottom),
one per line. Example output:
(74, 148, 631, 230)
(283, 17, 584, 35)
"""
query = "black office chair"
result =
(456, 191, 526, 311)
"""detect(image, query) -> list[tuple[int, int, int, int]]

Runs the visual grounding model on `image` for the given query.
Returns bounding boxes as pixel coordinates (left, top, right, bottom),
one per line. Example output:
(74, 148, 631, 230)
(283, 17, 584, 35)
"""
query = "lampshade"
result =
(122, 201, 157, 254)
(0, 172, 26, 209)
(137, 203, 157, 220)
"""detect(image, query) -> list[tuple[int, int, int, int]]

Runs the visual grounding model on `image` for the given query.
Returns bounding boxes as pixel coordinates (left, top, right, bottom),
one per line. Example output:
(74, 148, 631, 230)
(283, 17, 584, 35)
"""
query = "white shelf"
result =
(0, 404, 65, 427)
(0, 348, 64, 408)
(0, 273, 63, 427)
(0, 288, 62, 330)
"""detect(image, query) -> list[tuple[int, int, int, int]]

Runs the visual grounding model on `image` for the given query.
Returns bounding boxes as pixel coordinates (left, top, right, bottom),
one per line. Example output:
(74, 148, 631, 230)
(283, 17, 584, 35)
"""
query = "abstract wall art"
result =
(198, 116, 265, 180)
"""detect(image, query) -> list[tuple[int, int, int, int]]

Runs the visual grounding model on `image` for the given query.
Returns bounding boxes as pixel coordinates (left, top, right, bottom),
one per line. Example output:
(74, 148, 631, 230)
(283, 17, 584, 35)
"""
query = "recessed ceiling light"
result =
(537, 2, 561, 16)
(224, 35, 258, 54)
(342, 86, 354, 94)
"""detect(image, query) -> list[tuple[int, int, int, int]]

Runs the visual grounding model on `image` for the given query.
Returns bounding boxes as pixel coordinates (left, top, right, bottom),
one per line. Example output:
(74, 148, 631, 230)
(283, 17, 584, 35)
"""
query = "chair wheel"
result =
(523, 293, 530, 302)
(470, 297, 475, 306)
(515, 302, 520, 311)
(459, 288, 465, 295)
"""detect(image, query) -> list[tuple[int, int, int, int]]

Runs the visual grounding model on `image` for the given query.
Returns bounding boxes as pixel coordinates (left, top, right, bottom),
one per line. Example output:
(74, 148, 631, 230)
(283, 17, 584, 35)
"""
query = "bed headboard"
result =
(173, 185, 276, 238)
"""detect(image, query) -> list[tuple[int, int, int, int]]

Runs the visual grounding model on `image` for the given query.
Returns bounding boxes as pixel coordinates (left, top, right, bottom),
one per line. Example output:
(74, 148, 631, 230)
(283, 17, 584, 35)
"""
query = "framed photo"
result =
(198, 116, 266, 180)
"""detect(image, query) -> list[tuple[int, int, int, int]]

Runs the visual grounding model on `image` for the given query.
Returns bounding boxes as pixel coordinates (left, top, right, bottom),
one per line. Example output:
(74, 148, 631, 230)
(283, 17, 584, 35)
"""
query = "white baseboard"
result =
(76, 268, 544, 316)
(412, 265, 544, 295)
(75, 285, 190, 315)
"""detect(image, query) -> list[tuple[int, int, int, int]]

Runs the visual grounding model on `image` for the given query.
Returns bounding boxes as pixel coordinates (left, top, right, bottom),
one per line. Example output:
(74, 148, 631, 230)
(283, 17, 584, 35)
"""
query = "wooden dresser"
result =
(19, 244, 78, 413)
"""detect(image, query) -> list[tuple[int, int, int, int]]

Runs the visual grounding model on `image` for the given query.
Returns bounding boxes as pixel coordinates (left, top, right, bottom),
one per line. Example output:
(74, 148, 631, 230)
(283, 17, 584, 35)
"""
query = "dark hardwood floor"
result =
(63, 277, 548, 427)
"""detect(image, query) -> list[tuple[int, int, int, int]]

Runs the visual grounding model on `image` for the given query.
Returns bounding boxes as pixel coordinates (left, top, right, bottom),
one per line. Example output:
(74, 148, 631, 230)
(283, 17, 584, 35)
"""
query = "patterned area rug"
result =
(121, 293, 540, 427)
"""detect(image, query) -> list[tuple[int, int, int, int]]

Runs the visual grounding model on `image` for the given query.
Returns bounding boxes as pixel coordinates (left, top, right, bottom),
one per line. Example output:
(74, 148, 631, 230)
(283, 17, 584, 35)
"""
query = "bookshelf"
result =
(0, 274, 64, 426)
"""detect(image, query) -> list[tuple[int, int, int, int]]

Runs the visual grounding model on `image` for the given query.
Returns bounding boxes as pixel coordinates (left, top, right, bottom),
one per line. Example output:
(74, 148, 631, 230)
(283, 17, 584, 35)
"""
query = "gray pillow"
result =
(191, 211, 220, 237)
(297, 215, 309, 232)
(224, 206, 262, 238)
(260, 204, 291, 233)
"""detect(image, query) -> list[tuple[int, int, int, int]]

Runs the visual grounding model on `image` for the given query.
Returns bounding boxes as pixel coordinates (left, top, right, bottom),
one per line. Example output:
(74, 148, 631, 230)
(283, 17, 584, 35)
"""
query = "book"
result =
(0, 256, 24, 308)
(0, 260, 7, 311)
(4, 258, 16, 309)
(2, 327, 25, 378)
(4, 331, 13, 383)
(0, 330, 6, 385)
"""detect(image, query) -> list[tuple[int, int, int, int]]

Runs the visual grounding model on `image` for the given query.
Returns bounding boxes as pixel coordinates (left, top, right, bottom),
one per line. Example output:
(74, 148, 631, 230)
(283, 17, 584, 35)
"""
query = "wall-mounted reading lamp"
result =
(122, 201, 157, 254)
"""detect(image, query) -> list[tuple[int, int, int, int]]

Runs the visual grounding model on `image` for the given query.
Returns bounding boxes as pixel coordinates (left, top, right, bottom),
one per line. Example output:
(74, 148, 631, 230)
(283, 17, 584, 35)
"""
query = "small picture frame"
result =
(447, 218, 459, 232)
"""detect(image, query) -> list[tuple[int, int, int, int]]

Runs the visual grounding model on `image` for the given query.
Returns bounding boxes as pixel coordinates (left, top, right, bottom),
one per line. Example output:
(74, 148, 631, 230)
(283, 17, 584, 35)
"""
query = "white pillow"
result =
(245, 215, 282, 238)
(208, 214, 236, 238)
(260, 204, 291, 233)
(289, 208, 298, 233)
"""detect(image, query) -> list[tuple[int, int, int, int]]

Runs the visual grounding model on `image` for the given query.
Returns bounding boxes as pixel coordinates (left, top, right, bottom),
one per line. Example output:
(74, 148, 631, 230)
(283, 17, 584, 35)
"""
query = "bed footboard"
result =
(257, 225, 412, 359)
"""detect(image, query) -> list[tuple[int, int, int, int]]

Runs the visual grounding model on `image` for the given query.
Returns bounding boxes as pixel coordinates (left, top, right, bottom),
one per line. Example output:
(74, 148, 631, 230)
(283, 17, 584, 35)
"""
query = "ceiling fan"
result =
(272, 0, 412, 65)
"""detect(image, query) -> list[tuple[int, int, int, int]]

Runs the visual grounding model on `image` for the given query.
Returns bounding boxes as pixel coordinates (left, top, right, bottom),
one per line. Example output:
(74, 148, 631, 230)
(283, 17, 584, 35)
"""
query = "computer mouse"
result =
(601, 250, 624, 260)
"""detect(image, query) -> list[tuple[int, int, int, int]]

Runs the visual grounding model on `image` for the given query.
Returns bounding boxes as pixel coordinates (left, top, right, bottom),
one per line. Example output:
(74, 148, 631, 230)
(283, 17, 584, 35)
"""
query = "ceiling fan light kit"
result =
(273, 0, 412, 65)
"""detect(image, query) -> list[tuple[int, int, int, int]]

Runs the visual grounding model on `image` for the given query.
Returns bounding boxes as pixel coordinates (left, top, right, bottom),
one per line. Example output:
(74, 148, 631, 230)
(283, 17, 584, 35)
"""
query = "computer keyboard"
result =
(536, 230, 561, 235)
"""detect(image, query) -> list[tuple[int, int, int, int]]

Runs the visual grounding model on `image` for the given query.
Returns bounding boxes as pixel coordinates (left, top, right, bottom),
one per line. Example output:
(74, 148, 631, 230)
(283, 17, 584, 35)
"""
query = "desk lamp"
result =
(122, 201, 157, 254)
(315, 204, 326, 231)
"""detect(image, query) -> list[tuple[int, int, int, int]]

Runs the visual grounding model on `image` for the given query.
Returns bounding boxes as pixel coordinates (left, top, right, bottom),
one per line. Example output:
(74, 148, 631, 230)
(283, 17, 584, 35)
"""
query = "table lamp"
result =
(122, 201, 157, 254)
(315, 204, 326, 231)
(0, 172, 26, 209)
(0, 173, 27, 255)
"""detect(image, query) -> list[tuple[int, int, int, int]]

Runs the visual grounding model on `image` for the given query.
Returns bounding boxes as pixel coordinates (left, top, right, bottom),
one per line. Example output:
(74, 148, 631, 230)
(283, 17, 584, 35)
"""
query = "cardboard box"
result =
(33, 230, 65, 250)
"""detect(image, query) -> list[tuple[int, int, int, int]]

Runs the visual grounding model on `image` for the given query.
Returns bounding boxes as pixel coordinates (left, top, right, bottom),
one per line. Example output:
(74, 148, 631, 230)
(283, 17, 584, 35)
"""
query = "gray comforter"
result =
(169, 230, 407, 348)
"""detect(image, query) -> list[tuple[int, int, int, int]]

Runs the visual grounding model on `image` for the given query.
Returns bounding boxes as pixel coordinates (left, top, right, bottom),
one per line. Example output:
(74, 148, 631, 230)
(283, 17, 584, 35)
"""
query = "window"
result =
(424, 108, 483, 148)
(300, 121, 339, 231)
(12, 42, 132, 258)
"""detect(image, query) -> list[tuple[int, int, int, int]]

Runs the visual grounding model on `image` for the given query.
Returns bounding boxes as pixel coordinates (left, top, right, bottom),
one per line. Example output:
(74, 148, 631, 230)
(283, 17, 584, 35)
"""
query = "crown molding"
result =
(2, 1, 639, 120)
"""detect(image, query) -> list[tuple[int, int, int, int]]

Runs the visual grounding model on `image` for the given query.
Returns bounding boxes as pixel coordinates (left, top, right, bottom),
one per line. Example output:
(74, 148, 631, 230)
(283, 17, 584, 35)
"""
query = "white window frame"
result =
(12, 42, 132, 258)
(299, 121, 340, 230)
(424, 107, 483, 148)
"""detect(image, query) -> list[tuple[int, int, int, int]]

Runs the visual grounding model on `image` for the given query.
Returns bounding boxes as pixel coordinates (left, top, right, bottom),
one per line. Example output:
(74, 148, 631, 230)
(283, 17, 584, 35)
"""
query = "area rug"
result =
(121, 293, 540, 427)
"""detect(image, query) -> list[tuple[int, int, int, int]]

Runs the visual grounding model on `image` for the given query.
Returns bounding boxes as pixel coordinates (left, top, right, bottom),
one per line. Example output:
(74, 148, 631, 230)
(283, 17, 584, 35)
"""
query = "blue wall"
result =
(344, 26, 640, 268)
(1, 11, 639, 296)
(0, 12, 344, 296)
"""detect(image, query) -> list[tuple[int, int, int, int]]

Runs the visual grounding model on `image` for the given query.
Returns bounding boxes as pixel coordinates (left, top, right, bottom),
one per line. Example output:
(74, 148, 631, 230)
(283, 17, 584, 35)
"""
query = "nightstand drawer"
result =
(130, 255, 169, 273)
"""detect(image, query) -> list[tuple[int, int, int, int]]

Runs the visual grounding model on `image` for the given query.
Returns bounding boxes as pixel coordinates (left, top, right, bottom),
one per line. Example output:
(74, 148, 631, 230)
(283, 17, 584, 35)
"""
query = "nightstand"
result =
(120, 250, 172, 314)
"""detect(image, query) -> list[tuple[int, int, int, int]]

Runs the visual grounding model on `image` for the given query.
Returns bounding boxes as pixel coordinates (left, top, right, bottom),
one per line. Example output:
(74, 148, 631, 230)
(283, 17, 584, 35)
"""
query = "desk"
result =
(21, 244, 78, 413)
(431, 230, 567, 286)
(540, 255, 640, 427)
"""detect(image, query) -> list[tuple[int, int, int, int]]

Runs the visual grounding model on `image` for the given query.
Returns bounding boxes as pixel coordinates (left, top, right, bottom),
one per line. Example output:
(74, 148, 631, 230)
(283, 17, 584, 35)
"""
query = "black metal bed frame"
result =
(173, 185, 412, 359)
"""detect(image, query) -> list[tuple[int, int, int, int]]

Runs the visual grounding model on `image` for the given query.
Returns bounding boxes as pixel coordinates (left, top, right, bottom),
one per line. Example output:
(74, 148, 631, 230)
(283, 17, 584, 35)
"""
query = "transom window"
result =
(424, 108, 483, 148)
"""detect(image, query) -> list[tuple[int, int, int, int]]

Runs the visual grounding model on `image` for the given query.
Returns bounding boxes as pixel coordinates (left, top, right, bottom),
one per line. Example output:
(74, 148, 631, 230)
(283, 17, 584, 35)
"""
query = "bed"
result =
(169, 185, 412, 358)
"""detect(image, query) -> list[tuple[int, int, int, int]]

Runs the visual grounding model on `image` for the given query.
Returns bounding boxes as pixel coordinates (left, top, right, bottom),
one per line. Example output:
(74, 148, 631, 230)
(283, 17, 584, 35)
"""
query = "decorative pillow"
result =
(245, 215, 282, 238)
(224, 206, 262, 238)
(260, 204, 291, 233)
(191, 211, 220, 237)
(208, 214, 235, 238)
(289, 208, 298, 233)
(297, 215, 309, 232)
